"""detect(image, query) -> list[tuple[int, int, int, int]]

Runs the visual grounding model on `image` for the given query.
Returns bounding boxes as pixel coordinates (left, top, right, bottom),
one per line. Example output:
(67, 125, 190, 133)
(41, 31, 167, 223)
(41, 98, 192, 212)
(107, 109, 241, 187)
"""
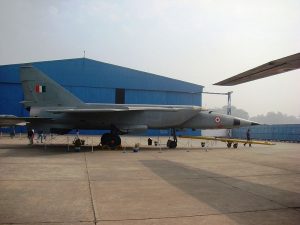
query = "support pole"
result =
(195, 90, 233, 137)
(227, 91, 233, 138)
(227, 91, 233, 115)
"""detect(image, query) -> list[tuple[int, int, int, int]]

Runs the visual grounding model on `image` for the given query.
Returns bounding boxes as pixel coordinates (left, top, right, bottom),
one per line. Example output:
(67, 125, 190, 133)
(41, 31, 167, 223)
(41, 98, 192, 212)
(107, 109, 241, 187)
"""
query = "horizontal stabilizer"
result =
(0, 115, 52, 127)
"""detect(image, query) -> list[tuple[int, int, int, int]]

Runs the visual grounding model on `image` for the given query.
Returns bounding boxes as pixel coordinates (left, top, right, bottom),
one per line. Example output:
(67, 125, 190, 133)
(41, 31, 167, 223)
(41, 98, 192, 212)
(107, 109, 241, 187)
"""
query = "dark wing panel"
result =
(214, 53, 300, 86)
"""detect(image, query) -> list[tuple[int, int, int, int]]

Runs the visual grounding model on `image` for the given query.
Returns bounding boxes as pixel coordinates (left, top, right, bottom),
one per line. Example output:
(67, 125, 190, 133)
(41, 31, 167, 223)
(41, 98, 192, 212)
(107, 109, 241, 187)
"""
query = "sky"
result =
(0, 0, 299, 117)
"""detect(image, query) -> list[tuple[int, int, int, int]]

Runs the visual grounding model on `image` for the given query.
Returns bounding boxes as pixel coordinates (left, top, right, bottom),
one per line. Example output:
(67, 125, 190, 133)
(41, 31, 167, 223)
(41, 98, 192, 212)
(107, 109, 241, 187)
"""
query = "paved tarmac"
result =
(0, 135, 299, 224)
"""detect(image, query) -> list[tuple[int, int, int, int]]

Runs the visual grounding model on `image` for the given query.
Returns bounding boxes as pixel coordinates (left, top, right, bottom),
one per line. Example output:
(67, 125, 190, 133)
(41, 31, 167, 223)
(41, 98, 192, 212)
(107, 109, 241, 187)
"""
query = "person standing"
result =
(244, 128, 251, 147)
(27, 129, 34, 145)
(37, 130, 44, 143)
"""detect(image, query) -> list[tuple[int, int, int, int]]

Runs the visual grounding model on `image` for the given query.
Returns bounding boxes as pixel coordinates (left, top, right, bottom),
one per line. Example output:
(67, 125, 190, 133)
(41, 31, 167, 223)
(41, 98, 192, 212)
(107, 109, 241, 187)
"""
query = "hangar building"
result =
(0, 58, 203, 135)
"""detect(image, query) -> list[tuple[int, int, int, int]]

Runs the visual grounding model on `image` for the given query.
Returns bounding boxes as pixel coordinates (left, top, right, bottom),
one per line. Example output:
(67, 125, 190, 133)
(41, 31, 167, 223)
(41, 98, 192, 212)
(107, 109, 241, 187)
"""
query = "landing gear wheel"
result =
(101, 133, 121, 149)
(233, 143, 238, 149)
(167, 140, 177, 149)
(227, 142, 232, 148)
(101, 133, 111, 146)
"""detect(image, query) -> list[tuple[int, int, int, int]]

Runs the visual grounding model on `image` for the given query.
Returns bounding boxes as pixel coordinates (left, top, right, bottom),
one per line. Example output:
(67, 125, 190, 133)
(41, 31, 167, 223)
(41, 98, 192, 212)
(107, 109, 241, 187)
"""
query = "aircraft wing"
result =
(46, 106, 203, 114)
(1, 106, 203, 127)
(180, 135, 275, 146)
(214, 53, 300, 86)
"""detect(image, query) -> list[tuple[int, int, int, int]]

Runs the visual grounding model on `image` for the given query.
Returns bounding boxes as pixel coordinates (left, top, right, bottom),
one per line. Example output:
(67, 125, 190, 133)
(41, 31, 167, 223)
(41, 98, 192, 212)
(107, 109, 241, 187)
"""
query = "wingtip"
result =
(213, 81, 232, 86)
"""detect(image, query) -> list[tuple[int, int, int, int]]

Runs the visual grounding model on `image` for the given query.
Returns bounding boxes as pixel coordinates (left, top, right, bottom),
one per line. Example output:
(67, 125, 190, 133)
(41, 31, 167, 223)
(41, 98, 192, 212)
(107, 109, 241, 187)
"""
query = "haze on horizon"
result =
(0, 0, 299, 118)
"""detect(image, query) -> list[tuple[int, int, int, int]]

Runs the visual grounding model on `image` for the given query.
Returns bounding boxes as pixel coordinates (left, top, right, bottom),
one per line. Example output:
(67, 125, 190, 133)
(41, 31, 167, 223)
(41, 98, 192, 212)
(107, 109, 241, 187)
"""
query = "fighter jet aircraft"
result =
(0, 65, 258, 149)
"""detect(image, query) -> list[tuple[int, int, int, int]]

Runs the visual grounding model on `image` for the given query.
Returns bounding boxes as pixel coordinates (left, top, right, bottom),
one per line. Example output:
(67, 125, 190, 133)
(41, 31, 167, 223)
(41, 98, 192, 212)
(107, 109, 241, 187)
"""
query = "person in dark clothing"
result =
(27, 129, 34, 145)
(244, 129, 251, 147)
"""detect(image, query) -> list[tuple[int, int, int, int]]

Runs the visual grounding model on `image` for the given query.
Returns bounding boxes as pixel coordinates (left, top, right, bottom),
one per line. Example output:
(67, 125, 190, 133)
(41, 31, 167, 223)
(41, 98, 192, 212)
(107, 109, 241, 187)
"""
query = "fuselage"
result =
(28, 103, 256, 133)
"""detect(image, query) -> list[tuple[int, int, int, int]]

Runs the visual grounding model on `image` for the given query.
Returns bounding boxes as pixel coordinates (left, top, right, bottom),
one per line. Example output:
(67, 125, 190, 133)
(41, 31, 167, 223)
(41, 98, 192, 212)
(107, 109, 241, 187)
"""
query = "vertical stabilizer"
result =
(20, 65, 84, 107)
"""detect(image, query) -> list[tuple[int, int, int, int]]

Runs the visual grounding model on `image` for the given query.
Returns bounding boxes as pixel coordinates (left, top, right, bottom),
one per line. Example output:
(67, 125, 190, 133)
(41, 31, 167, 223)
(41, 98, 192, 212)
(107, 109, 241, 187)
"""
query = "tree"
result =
(250, 112, 300, 124)
(212, 105, 249, 119)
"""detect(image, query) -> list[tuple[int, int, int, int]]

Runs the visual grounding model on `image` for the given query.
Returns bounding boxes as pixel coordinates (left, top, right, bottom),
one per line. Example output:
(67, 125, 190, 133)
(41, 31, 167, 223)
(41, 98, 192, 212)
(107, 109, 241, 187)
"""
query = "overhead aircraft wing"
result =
(214, 53, 300, 86)
(0, 115, 52, 127)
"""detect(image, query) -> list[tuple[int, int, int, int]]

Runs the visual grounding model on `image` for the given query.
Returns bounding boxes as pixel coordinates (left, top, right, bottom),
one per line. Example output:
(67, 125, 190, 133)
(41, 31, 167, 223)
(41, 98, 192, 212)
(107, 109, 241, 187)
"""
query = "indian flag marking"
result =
(35, 84, 46, 93)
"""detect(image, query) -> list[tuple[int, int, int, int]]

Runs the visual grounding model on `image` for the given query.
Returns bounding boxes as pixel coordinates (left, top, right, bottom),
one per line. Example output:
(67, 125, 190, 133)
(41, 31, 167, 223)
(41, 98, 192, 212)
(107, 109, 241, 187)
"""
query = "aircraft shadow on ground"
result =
(141, 159, 300, 225)
(0, 143, 236, 158)
(0, 144, 92, 157)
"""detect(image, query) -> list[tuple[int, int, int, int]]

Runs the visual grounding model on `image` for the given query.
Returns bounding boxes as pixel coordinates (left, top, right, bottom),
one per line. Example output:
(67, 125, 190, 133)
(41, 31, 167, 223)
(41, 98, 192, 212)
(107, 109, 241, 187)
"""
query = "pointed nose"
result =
(239, 118, 260, 127)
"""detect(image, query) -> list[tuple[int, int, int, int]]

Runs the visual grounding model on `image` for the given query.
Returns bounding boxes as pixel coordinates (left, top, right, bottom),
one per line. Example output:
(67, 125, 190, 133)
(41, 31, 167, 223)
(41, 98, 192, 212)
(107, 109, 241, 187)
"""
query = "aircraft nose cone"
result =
(238, 118, 260, 127)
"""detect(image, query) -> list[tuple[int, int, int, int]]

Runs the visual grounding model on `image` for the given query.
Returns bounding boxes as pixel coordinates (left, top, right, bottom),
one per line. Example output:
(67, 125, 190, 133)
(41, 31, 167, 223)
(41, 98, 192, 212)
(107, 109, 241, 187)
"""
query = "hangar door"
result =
(115, 88, 125, 104)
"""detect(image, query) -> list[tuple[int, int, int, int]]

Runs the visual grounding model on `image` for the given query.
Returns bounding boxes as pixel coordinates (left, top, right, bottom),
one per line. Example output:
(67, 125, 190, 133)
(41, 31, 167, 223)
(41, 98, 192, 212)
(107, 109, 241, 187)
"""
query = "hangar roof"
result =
(0, 58, 203, 93)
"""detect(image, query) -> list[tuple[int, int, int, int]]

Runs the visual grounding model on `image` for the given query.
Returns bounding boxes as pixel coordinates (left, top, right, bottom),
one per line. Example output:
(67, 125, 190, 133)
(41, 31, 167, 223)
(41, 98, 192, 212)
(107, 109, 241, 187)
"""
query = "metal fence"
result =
(232, 124, 300, 142)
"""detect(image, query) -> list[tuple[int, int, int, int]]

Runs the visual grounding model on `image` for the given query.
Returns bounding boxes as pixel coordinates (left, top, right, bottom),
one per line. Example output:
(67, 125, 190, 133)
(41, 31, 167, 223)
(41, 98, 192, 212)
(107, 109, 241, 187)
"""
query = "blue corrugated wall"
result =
(0, 58, 203, 136)
(232, 124, 300, 142)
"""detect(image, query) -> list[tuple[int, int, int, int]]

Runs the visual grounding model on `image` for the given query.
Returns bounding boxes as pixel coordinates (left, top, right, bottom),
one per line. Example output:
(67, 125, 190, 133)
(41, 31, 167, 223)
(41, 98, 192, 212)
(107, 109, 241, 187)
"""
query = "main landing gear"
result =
(101, 126, 178, 150)
(167, 128, 177, 149)
(101, 133, 121, 149)
(101, 125, 122, 149)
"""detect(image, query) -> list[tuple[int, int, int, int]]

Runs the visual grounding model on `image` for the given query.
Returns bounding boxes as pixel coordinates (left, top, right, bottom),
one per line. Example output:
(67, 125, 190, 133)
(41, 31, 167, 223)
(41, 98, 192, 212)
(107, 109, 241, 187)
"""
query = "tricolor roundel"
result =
(215, 116, 221, 123)
(35, 84, 46, 93)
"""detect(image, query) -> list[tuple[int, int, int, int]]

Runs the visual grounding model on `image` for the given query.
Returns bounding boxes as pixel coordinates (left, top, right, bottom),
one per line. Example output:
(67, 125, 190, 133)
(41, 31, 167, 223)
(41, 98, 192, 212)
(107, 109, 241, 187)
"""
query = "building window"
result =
(115, 88, 125, 104)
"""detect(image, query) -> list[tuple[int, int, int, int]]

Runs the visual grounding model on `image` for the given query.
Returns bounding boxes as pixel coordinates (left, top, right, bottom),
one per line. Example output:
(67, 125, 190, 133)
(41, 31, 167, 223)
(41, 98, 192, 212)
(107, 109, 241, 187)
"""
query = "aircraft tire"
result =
(110, 135, 121, 149)
(168, 140, 177, 149)
(101, 133, 121, 149)
(101, 133, 110, 146)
